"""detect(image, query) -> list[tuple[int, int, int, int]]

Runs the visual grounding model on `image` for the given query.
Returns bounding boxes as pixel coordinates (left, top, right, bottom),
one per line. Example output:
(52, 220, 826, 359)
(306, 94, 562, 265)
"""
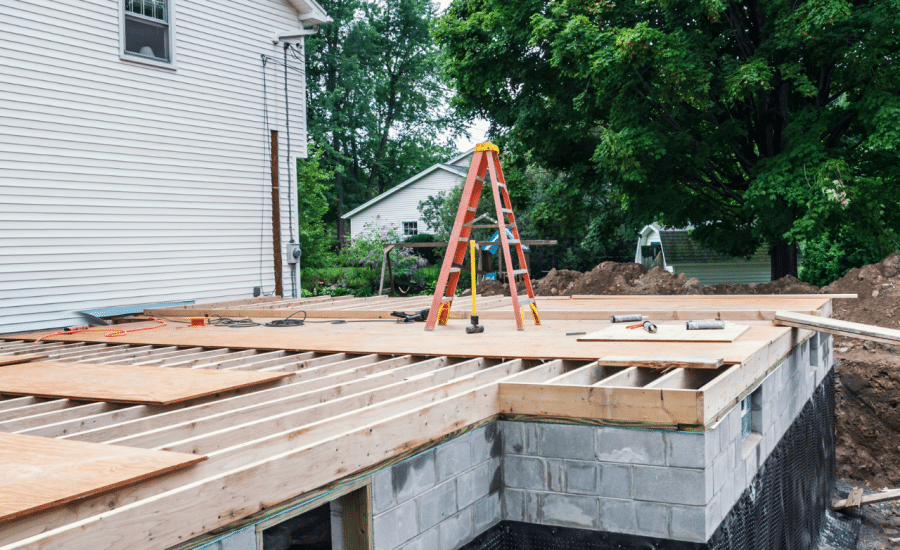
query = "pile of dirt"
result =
(531, 268, 582, 296)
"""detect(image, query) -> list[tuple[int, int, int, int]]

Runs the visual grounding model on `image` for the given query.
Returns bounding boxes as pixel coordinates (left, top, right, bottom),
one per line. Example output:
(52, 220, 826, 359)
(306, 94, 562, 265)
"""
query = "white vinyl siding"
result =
(0, 0, 310, 333)
(347, 169, 464, 239)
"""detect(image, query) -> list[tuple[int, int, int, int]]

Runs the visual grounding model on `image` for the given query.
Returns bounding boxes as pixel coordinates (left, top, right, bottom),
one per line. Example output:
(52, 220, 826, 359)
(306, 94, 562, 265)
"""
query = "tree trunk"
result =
(770, 241, 798, 280)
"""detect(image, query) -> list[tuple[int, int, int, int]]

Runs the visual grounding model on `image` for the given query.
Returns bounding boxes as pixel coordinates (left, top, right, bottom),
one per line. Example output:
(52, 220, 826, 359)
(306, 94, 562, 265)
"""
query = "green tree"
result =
(436, 0, 900, 278)
(306, 0, 465, 243)
(296, 145, 336, 268)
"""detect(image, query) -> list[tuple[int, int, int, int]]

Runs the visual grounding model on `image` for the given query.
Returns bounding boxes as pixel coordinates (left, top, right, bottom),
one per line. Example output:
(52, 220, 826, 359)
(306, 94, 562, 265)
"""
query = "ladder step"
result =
(501, 208, 512, 213)
(442, 296, 454, 303)
(507, 239, 520, 244)
(497, 183, 507, 188)
(476, 176, 485, 182)
(467, 207, 477, 212)
(517, 297, 535, 305)
(450, 267, 461, 273)
(512, 269, 528, 275)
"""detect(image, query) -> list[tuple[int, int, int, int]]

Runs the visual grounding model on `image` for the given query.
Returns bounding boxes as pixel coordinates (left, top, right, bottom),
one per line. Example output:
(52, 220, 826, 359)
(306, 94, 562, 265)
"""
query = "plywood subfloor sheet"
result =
(0, 362, 292, 404)
(578, 323, 749, 342)
(0, 432, 205, 522)
(21, 319, 792, 365)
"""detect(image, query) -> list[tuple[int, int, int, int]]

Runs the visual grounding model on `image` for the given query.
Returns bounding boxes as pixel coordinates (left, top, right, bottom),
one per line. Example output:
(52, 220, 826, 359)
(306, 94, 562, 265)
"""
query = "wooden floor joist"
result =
(0, 294, 839, 549)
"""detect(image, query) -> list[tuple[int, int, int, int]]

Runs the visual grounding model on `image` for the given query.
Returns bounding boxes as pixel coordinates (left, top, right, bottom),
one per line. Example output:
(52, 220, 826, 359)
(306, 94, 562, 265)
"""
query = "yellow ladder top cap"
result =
(475, 142, 499, 152)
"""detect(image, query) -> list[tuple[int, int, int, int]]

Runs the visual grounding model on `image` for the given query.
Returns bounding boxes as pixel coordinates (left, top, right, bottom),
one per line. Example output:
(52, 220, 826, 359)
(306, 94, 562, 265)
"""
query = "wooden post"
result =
(341, 484, 373, 550)
(270, 130, 284, 297)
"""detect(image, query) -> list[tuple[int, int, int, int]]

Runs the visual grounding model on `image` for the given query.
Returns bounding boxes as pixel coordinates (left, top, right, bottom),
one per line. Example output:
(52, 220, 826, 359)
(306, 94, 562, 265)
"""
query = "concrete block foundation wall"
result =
(189, 333, 833, 550)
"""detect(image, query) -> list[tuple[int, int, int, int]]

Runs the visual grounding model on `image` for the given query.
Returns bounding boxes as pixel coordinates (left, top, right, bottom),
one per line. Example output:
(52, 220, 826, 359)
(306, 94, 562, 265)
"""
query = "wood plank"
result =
(0, 362, 292, 405)
(833, 488, 900, 510)
(498, 382, 701, 425)
(0, 354, 49, 366)
(774, 310, 900, 346)
(598, 356, 725, 370)
(578, 323, 749, 343)
(0, 432, 205, 522)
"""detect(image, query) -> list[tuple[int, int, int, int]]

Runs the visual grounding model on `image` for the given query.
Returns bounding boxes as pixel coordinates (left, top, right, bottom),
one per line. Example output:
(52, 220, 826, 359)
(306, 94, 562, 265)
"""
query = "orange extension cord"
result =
(35, 317, 167, 342)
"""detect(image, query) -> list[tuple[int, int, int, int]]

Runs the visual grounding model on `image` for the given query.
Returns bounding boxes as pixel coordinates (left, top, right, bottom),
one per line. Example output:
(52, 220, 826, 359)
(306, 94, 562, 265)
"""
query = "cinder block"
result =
(665, 431, 711, 468)
(706, 489, 723, 537)
(417, 480, 457, 532)
(393, 450, 437, 505)
(712, 448, 729, 493)
(472, 492, 501, 533)
(503, 455, 545, 490)
(810, 331, 820, 350)
(596, 428, 665, 466)
(732, 459, 747, 500)
(716, 414, 731, 455)
(436, 435, 473, 482)
(726, 409, 741, 446)
(457, 458, 498, 509)
(547, 459, 564, 492)
(538, 493, 599, 529)
(209, 527, 255, 550)
(502, 422, 525, 455)
(632, 465, 711, 506)
(398, 528, 439, 550)
(564, 460, 597, 494)
(374, 498, 418, 550)
(438, 506, 473, 550)
(634, 501, 669, 539)
(525, 490, 540, 522)
(502, 488, 525, 521)
(597, 463, 632, 499)
(530, 423, 597, 460)
(599, 498, 636, 534)
(471, 423, 501, 463)
(372, 468, 395, 515)
(669, 505, 706, 543)
(744, 442, 759, 481)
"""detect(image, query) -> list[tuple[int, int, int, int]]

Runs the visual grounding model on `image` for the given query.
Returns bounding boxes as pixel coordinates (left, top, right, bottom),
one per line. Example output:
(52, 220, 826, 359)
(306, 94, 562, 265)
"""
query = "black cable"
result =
(265, 310, 307, 327)
(207, 315, 261, 328)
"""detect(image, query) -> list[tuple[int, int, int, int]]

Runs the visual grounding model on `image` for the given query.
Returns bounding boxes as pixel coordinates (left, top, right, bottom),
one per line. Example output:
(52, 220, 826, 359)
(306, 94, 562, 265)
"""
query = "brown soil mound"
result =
(563, 262, 648, 295)
(531, 268, 582, 296)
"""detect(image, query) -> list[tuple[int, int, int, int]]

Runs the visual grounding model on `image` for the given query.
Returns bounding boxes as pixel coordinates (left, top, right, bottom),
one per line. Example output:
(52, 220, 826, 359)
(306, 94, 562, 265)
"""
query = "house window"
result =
(122, 0, 174, 65)
(403, 221, 418, 236)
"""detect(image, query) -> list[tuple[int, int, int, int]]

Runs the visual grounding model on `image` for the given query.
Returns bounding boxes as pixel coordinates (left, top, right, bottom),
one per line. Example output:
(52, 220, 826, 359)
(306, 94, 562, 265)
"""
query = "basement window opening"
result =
(257, 483, 371, 550)
(122, 0, 174, 65)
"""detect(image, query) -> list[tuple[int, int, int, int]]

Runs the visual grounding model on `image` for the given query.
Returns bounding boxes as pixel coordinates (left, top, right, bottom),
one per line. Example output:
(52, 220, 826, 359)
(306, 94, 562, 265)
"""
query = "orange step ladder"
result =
(425, 142, 540, 331)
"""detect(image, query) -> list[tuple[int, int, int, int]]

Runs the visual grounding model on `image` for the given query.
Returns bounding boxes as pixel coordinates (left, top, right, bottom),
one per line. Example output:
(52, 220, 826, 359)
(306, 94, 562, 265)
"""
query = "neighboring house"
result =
(1, 0, 329, 332)
(342, 149, 475, 239)
(635, 223, 771, 285)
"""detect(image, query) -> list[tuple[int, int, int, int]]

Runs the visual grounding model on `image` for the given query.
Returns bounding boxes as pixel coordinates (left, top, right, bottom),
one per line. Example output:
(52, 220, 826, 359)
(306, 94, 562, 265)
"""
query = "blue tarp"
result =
(483, 229, 530, 255)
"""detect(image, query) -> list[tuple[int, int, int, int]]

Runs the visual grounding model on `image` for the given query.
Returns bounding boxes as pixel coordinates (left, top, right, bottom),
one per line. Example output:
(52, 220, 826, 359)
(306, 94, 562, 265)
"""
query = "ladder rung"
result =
(476, 176, 485, 182)
(512, 269, 528, 275)
(442, 296, 454, 303)
(450, 267, 461, 273)
(467, 207, 477, 212)
(517, 297, 535, 305)
(501, 208, 512, 213)
(458, 237, 468, 242)
(507, 239, 520, 244)
(497, 183, 507, 188)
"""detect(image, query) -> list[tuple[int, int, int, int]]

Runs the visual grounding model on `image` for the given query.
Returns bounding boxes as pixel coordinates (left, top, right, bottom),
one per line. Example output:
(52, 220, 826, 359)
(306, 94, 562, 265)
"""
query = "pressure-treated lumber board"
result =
(0, 354, 48, 366)
(578, 323, 749, 343)
(833, 488, 900, 510)
(598, 356, 725, 370)
(774, 310, 900, 345)
(0, 362, 292, 405)
(0, 432, 205, 522)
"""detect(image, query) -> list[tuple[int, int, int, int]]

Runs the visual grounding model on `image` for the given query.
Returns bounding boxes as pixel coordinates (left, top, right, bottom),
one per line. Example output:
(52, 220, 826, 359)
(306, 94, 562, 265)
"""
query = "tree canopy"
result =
(305, 0, 465, 243)
(436, 0, 900, 278)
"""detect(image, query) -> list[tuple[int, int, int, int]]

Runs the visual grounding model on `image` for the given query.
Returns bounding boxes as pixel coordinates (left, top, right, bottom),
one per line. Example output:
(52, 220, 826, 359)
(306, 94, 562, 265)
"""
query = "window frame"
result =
(119, 0, 178, 70)
(402, 221, 418, 237)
